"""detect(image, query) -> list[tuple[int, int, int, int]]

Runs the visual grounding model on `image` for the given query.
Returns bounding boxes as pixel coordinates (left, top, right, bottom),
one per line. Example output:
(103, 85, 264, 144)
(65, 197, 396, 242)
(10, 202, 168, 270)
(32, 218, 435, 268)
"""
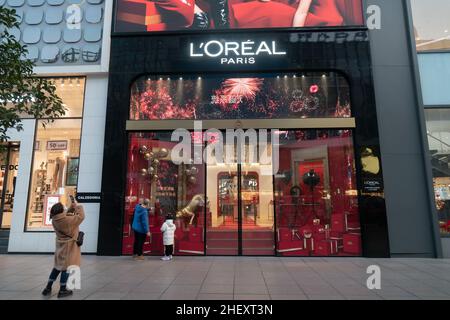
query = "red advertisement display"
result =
(115, 0, 364, 33)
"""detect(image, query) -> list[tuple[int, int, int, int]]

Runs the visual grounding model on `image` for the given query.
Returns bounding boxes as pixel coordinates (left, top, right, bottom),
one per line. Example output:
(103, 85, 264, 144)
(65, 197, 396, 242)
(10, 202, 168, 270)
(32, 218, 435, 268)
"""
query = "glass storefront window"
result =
(123, 129, 361, 256)
(411, 0, 450, 52)
(0, 143, 20, 229)
(123, 132, 206, 255)
(425, 109, 450, 236)
(130, 73, 351, 120)
(26, 119, 82, 231)
(24, 77, 85, 231)
(274, 129, 360, 256)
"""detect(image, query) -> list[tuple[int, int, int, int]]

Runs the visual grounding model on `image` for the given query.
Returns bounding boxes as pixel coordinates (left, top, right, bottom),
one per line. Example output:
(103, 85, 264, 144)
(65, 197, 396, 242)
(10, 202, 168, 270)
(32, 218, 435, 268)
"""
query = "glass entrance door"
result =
(206, 131, 275, 255)
(0, 143, 20, 229)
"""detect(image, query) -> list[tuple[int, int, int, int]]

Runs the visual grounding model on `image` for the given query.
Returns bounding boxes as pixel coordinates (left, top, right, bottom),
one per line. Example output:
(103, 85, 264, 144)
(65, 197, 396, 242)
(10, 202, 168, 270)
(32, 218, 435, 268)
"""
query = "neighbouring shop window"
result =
(0, 143, 20, 229)
(425, 109, 450, 236)
(130, 73, 351, 120)
(411, 0, 450, 52)
(25, 77, 85, 231)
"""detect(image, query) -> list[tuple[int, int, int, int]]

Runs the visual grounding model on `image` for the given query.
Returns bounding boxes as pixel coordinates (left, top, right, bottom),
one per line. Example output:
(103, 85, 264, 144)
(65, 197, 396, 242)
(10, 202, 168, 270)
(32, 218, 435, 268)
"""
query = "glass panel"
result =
(241, 166, 275, 256)
(425, 109, 450, 236)
(52, 77, 85, 118)
(130, 72, 351, 120)
(411, 0, 450, 52)
(1, 145, 20, 229)
(123, 132, 206, 255)
(206, 133, 239, 255)
(25, 119, 82, 231)
(274, 129, 361, 256)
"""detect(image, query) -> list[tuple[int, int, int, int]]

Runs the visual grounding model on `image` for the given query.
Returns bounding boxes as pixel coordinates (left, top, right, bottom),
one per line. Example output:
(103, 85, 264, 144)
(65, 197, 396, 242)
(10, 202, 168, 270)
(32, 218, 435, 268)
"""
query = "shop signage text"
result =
(76, 192, 102, 203)
(1, 164, 18, 171)
(189, 40, 286, 65)
(47, 140, 68, 151)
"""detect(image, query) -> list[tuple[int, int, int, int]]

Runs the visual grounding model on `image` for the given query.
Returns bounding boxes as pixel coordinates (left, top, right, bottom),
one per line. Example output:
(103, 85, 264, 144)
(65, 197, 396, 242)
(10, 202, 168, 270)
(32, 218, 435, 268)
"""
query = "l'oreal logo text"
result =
(189, 40, 286, 65)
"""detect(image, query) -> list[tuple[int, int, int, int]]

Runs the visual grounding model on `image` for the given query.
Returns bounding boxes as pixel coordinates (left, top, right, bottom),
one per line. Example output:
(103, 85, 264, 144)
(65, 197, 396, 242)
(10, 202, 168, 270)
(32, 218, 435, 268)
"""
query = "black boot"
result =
(57, 288, 73, 298)
(42, 287, 52, 296)
(211, 0, 230, 29)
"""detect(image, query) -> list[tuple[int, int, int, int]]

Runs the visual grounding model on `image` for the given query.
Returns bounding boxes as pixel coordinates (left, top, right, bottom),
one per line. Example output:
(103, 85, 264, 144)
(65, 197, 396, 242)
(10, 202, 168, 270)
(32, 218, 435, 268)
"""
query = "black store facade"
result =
(97, 21, 394, 257)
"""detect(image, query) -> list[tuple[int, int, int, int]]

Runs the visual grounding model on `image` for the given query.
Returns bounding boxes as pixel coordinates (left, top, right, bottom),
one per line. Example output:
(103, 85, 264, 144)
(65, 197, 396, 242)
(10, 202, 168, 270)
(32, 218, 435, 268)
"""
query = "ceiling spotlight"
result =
(61, 79, 65, 87)
(76, 78, 81, 87)
(179, 77, 183, 80)
(284, 75, 288, 78)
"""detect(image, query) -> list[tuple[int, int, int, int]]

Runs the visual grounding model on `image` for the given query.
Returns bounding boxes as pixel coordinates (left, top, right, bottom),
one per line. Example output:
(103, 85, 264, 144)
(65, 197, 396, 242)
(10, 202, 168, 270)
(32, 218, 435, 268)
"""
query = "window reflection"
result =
(411, 0, 450, 52)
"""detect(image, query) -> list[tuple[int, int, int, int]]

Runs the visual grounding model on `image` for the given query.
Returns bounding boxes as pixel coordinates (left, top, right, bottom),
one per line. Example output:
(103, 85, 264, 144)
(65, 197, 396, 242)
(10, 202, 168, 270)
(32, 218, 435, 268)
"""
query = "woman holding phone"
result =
(42, 195, 85, 298)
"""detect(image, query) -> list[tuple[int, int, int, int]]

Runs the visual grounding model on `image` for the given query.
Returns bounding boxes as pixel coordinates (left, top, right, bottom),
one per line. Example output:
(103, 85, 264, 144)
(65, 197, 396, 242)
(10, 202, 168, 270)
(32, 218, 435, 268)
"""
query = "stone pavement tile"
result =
(160, 290, 199, 300)
(307, 295, 345, 300)
(0, 280, 44, 292)
(344, 295, 382, 300)
(96, 282, 136, 293)
(172, 277, 207, 285)
(267, 285, 304, 295)
(200, 284, 234, 294)
(397, 285, 449, 297)
(203, 277, 234, 285)
(121, 292, 162, 300)
(197, 293, 234, 300)
(334, 285, 377, 296)
(0, 291, 24, 300)
(264, 278, 297, 286)
(378, 296, 420, 300)
(165, 284, 202, 295)
(85, 291, 129, 300)
(234, 285, 268, 295)
(140, 277, 176, 285)
(418, 296, 450, 300)
(50, 290, 99, 300)
(270, 294, 308, 300)
(234, 294, 270, 300)
(300, 285, 341, 295)
(10, 291, 55, 300)
(131, 283, 171, 293)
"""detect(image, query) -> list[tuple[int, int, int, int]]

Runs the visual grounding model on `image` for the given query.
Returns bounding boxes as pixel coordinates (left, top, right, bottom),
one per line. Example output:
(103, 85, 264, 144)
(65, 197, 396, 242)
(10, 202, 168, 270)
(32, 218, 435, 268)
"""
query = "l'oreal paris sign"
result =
(189, 40, 287, 65)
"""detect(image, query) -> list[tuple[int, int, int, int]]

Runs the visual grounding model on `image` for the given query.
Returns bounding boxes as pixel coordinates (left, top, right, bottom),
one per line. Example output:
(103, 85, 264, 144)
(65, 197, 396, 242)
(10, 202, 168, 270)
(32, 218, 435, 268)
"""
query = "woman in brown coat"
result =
(42, 200, 85, 298)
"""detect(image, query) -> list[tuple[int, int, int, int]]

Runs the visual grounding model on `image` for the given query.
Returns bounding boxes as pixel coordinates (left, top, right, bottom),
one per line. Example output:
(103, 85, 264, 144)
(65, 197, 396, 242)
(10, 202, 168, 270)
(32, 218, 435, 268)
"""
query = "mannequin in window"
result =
(52, 157, 66, 192)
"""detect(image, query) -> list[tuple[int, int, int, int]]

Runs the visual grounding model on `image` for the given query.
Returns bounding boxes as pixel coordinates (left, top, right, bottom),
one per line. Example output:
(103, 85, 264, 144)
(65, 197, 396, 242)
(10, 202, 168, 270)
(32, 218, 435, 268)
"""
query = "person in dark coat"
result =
(132, 199, 151, 261)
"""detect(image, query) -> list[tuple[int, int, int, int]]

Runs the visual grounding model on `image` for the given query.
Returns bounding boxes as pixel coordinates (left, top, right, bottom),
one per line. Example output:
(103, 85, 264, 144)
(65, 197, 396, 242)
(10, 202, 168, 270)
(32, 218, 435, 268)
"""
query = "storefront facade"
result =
(2, 0, 112, 254)
(2, 0, 441, 258)
(98, 0, 393, 257)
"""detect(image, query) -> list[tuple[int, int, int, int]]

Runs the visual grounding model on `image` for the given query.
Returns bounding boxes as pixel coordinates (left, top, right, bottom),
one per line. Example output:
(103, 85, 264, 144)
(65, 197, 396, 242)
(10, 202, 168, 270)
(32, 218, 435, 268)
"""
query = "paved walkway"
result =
(1, 255, 450, 300)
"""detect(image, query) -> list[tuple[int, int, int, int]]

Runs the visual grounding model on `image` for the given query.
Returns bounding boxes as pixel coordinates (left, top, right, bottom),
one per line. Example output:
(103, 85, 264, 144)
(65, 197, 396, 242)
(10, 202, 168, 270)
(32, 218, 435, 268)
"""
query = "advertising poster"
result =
(115, 0, 364, 33)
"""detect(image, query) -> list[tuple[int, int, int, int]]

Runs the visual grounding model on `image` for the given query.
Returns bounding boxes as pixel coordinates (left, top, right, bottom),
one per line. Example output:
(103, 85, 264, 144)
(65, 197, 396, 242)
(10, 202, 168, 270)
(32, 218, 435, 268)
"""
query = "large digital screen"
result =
(115, 0, 364, 33)
(130, 72, 351, 120)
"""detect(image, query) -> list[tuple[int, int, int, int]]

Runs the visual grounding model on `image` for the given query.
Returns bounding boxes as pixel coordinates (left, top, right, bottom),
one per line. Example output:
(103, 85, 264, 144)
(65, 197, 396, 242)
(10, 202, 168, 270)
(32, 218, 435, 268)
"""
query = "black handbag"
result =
(60, 230, 84, 247)
(76, 231, 85, 247)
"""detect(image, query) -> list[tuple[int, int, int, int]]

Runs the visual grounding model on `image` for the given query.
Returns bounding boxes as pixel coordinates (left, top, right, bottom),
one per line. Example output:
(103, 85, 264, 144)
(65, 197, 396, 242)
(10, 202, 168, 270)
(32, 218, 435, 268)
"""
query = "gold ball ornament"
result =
(188, 176, 197, 184)
(140, 145, 148, 154)
(158, 148, 169, 158)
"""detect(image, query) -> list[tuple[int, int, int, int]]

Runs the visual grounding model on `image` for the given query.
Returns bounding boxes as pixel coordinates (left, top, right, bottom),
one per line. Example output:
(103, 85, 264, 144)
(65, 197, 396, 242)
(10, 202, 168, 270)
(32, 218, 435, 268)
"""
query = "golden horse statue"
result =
(176, 194, 208, 225)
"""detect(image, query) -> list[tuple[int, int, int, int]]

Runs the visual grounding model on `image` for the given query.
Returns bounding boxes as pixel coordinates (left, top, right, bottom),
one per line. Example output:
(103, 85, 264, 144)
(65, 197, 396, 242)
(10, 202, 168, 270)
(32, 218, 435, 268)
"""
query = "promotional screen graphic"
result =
(115, 0, 364, 32)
